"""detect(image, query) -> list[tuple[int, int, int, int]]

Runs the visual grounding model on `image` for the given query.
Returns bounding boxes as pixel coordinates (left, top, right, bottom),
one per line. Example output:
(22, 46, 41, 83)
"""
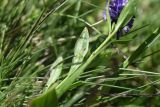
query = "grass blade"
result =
(123, 27, 160, 67)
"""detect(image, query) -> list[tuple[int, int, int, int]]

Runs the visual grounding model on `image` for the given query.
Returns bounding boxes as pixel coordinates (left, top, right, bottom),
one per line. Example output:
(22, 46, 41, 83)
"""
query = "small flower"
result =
(103, 0, 135, 39)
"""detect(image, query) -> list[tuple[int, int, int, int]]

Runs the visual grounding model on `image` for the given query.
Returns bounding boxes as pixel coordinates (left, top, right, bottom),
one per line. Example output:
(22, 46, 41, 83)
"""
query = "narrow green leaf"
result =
(123, 27, 160, 67)
(45, 56, 63, 91)
(112, 39, 133, 44)
(119, 68, 160, 75)
(68, 27, 89, 76)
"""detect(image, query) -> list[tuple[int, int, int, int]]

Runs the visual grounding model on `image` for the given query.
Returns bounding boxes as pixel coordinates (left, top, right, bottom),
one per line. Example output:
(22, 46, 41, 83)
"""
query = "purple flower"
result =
(103, 0, 135, 39)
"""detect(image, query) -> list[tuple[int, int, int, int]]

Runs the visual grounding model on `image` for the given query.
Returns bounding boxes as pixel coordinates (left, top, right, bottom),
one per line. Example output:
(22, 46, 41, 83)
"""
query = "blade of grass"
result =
(123, 27, 160, 67)
(119, 68, 160, 75)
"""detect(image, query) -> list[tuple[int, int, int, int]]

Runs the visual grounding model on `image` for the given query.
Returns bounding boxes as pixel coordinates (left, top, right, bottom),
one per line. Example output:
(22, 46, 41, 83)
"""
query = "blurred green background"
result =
(0, 0, 160, 106)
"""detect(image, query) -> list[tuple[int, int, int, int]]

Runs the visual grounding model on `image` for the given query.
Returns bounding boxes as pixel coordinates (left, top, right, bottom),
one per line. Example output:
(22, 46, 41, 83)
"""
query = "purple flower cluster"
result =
(103, 0, 135, 39)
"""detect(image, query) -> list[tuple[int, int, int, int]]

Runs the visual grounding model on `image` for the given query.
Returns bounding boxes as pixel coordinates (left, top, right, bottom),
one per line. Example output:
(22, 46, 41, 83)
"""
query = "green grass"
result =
(0, 0, 160, 107)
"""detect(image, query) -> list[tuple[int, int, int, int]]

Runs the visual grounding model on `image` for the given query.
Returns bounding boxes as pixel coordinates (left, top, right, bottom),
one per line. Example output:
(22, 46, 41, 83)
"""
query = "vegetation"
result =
(0, 0, 160, 106)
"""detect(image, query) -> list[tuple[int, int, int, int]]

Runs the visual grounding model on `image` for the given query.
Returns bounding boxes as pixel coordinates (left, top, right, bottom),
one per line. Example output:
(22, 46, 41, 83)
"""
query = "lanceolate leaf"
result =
(45, 56, 63, 91)
(123, 27, 160, 68)
(68, 27, 89, 76)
